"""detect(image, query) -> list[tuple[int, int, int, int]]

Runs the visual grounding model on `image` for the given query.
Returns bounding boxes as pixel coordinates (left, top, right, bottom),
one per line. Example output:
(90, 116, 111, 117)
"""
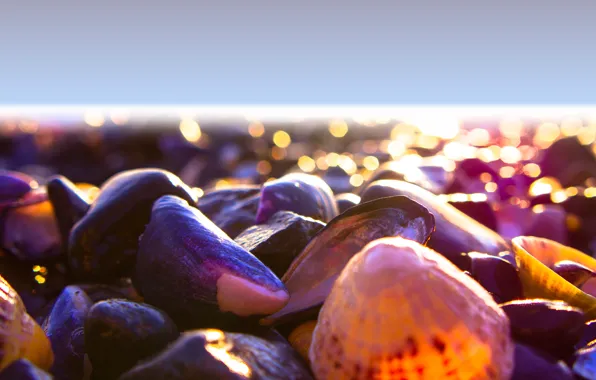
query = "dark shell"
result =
(0, 170, 36, 203)
(68, 168, 198, 280)
(197, 185, 261, 221)
(119, 329, 313, 380)
(212, 209, 259, 240)
(42, 286, 93, 380)
(134, 195, 288, 330)
(0, 359, 53, 380)
(1, 189, 62, 262)
(573, 344, 596, 379)
(235, 211, 325, 277)
(255, 173, 338, 224)
(46, 175, 91, 247)
(578, 320, 596, 349)
(500, 299, 585, 359)
(261, 195, 435, 326)
(468, 252, 523, 303)
(540, 136, 596, 187)
(511, 343, 573, 380)
(448, 196, 497, 232)
(85, 299, 179, 380)
(524, 204, 568, 245)
(334, 193, 360, 214)
(359, 180, 509, 259)
(76, 280, 143, 303)
(552, 260, 596, 289)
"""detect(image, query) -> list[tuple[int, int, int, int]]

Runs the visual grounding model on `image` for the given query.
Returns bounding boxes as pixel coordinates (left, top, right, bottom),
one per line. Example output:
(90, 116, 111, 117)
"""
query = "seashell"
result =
(46, 175, 91, 247)
(309, 237, 514, 380)
(467, 252, 523, 303)
(0, 358, 53, 380)
(287, 320, 316, 364)
(448, 195, 497, 232)
(197, 185, 261, 221)
(68, 168, 198, 280)
(76, 279, 143, 304)
(552, 260, 596, 289)
(255, 173, 338, 224)
(0, 171, 37, 204)
(577, 320, 596, 349)
(235, 211, 325, 277)
(119, 329, 313, 380)
(573, 344, 596, 379)
(511, 343, 573, 380)
(500, 299, 584, 360)
(0, 275, 54, 371)
(360, 180, 508, 260)
(42, 286, 92, 380)
(1, 186, 62, 262)
(85, 299, 179, 380)
(261, 196, 435, 326)
(511, 236, 596, 319)
(134, 195, 289, 329)
(334, 193, 360, 214)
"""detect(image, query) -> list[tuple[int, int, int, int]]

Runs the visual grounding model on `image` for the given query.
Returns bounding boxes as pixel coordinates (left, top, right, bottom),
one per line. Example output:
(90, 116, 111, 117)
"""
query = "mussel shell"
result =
(0, 170, 36, 203)
(255, 173, 338, 224)
(334, 193, 360, 214)
(42, 286, 92, 380)
(448, 197, 497, 232)
(578, 320, 596, 349)
(68, 169, 198, 279)
(46, 175, 91, 247)
(0, 359, 53, 380)
(573, 344, 596, 379)
(119, 329, 313, 380)
(76, 280, 143, 303)
(360, 180, 509, 258)
(235, 211, 325, 277)
(261, 195, 435, 326)
(85, 299, 179, 380)
(197, 185, 261, 221)
(134, 195, 288, 329)
(552, 260, 596, 289)
(511, 343, 573, 380)
(468, 252, 523, 303)
(500, 299, 585, 359)
(511, 236, 596, 319)
(1, 193, 62, 262)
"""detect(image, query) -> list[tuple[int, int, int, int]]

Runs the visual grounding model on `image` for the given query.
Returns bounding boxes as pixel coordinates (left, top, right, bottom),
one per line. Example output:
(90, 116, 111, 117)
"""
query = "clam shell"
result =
(46, 175, 91, 247)
(309, 237, 514, 380)
(334, 193, 360, 214)
(511, 236, 596, 319)
(261, 196, 435, 326)
(0, 275, 54, 371)
(360, 179, 509, 258)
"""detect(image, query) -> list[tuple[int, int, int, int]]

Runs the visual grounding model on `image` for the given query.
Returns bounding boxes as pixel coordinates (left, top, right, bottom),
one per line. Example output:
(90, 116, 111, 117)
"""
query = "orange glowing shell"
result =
(309, 237, 514, 380)
(0, 275, 54, 371)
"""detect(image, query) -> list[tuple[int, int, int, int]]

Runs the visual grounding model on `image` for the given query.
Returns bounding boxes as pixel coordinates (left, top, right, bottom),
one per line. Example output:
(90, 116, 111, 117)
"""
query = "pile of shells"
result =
(0, 123, 596, 380)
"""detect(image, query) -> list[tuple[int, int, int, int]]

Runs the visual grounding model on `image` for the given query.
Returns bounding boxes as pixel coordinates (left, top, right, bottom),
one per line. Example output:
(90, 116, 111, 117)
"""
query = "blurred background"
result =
(1, 109, 595, 255)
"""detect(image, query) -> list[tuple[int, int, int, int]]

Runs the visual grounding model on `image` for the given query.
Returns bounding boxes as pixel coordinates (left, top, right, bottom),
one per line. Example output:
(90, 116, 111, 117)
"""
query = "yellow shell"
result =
(0, 275, 54, 371)
(511, 236, 596, 319)
(309, 237, 514, 380)
(288, 320, 317, 364)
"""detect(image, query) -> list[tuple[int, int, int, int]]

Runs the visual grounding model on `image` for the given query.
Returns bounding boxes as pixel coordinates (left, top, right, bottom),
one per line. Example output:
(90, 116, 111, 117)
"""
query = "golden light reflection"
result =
(405, 116, 460, 139)
(215, 179, 231, 189)
(523, 163, 541, 178)
(585, 187, 596, 198)
(390, 123, 419, 140)
(110, 111, 130, 125)
(204, 336, 251, 377)
(271, 147, 286, 160)
(338, 155, 357, 175)
(324, 152, 339, 167)
(193, 188, 204, 198)
(248, 121, 265, 138)
(529, 177, 562, 197)
(32, 265, 41, 272)
(467, 128, 491, 147)
(565, 187, 579, 197)
(499, 166, 515, 178)
(551, 190, 568, 204)
(499, 118, 524, 138)
(273, 131, 291, 148)
(362, 156, 380, 171)
(567, 214, 582, 231)
(19, 121, 39, 134)
(34, 275, 46, 284)
(179, 119, 202, 143)
(533, 205, 545, 214)
(84, 111, 105, 128)
(534, 122, 560, 148)
(578, 127, 596, 145)
(388, 141, 406, 159)
(500, 146, 522, 164)
(480, 173, 492, 183)
(316, 156, 329, 170)
(561, 117, 583, 137)
(298, 156, 316, 172)
(328, 120, 349, 138)
(416, 135, 440, 150)
(349, 174, 364, 187)
(485, 182, 497, 193)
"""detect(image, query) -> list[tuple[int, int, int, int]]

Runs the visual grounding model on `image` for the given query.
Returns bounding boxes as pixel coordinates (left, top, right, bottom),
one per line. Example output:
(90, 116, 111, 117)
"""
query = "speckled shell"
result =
(309, 237, 514, 380)
(0, 275, 54, 371)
